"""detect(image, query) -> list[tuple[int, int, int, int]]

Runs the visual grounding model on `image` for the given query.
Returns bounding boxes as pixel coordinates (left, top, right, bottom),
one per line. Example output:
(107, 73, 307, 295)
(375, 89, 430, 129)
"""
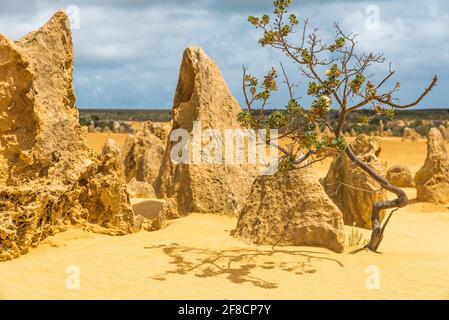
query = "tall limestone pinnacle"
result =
(154, 47, 256, 216)
(0, 12, 137, 261)
(415, 128, 449, 203)
(171, 47, 242, 131)
(0, 11, 87, 185)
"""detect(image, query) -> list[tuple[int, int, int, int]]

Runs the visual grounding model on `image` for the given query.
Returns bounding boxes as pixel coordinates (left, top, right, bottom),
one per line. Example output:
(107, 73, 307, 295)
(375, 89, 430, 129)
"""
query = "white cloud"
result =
(0, 0, 446, 108)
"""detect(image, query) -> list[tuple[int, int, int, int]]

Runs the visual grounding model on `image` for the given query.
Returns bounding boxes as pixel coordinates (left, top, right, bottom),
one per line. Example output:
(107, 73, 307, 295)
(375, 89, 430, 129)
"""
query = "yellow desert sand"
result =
(0, 135, 448, 300)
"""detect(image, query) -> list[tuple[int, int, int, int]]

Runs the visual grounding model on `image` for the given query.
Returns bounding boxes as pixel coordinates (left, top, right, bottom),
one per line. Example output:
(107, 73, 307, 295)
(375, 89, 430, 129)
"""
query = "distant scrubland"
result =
(79, 108, 449, 136)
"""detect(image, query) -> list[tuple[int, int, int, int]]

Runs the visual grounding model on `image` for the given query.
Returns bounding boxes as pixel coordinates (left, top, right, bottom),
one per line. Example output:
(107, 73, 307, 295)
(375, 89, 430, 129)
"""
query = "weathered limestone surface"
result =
(386, 165, 415, 188)
(322, 135, 387, 229)
(235, 169, 345, 253)
(415, 128, 449, 203)
(122, 121, 165, 185)
(154, 47, 256, 216)
(0, 12, 136, 261)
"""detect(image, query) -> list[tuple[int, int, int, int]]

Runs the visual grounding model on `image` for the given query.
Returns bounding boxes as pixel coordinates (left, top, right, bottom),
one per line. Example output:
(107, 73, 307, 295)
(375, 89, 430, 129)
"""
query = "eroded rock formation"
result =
(0, 12, 136, 260)
(154, 47, 256, 216)
(122, 121, 165, 185)
(377, 120, 384, 137)
(235, 169, 345, 253)
(102, 138, 122, 158)
(386, 165, 415, 188)
(439, 125, 449, 141)
(402, 127, 421, 142)
(415, 128, 449, 203)
(145, 121, 171, 142)
(322, 135, 387, 229)
(127, 178, 156, 198)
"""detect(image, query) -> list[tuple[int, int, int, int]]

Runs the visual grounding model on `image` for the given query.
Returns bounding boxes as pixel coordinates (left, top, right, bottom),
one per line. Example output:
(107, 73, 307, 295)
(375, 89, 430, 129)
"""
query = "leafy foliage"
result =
(239, 0, 437, 170)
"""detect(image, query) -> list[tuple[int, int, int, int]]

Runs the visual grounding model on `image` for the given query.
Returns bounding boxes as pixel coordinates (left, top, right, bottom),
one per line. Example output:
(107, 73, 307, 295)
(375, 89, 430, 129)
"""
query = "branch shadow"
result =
(145, 243, 344, 289)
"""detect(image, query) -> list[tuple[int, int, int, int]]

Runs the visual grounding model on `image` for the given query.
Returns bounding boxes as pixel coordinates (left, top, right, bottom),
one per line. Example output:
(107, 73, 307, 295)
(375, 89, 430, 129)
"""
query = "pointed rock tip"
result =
(184, 46, 206, 55)
(17, 10, 72, 45)
(183, 46, 212, 64)
(32, 10, 71, 35)
(46, 10, 71, 27)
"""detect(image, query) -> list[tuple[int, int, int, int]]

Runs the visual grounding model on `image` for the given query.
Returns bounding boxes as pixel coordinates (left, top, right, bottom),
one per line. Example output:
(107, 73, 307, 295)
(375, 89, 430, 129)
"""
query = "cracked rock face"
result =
(415, 128, 449, 204)
(127, 178, 156, 198)
(322, 135, 387, 229)
(0, 12, 135, 261)
(122, 121, 166, 185)
(154, 47, 256, 217)
(235, 169, 345, 253)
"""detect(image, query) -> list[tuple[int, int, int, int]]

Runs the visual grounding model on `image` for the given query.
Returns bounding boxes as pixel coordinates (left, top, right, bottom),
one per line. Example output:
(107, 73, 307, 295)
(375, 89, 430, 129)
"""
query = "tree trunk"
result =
(345, 145, 408, 252)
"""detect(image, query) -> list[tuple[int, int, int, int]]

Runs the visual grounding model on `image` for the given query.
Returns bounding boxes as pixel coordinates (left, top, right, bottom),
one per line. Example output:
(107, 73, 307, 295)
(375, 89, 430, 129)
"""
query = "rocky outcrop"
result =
(402, 127, 421, 142)
(0, 12, 135, 260)
(322, 135, 387, 229)
(159, 198, 181, 220)
(439, 125, 449, 141)
(377, 120, 384, 137)
(235, 169, 345, 253)
(122, 121, 165, 185)
(386, 165, 415, 188)
(127, 178, 156, 198)
(133, 213, 165, 232)
(88, 121, 97, 133)
(154, 47, 256, 216)
(65, 152, 135, 234)
(111, 121, 134, 134)
(145, 121, 171, 142)
(102, 138, 122, 158)
(415, 128, 449, 203)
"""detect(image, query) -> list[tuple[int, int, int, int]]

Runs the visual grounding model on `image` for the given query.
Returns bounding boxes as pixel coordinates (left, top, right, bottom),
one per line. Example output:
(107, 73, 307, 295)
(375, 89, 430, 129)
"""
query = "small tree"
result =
(238, 0, 437, 251)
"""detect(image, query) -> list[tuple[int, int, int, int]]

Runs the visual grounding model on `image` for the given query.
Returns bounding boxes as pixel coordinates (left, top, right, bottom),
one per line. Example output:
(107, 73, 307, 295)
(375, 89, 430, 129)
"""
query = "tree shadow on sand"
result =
(145, 243, 343, 289)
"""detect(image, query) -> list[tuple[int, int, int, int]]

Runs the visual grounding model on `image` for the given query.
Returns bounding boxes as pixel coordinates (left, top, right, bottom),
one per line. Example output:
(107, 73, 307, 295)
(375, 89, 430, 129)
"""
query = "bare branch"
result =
(376, 75, 438, 109)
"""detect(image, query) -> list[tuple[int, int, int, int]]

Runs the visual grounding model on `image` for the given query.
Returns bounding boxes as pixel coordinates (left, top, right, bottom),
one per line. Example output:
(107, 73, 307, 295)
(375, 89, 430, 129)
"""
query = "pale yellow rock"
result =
(160, 198, 181, 220)
(322, 135, 387, 229)
(102, 138, 122, 157)
(377, 120, 384, 137)
(235, 169, 345, 253)
(403, 127, 421, 142)
(122, 122, 165, 185)
(386, 164, 415, 188)
(415, 128, 449, 204)
(154, 47, 256, 216)
(0, 12, 135, 261)
(144, 121, 170, 142)
(438, 124, 449, 141)
(127, 178, 156, 198)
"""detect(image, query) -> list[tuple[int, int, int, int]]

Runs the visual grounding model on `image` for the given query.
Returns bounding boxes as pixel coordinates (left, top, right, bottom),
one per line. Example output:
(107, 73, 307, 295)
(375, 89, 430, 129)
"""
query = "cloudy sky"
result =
(0, 0, 447, 109)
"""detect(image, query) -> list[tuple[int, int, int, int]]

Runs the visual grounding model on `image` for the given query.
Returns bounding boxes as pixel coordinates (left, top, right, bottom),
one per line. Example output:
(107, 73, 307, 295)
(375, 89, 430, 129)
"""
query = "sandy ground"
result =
(0, 136, 448, 300)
